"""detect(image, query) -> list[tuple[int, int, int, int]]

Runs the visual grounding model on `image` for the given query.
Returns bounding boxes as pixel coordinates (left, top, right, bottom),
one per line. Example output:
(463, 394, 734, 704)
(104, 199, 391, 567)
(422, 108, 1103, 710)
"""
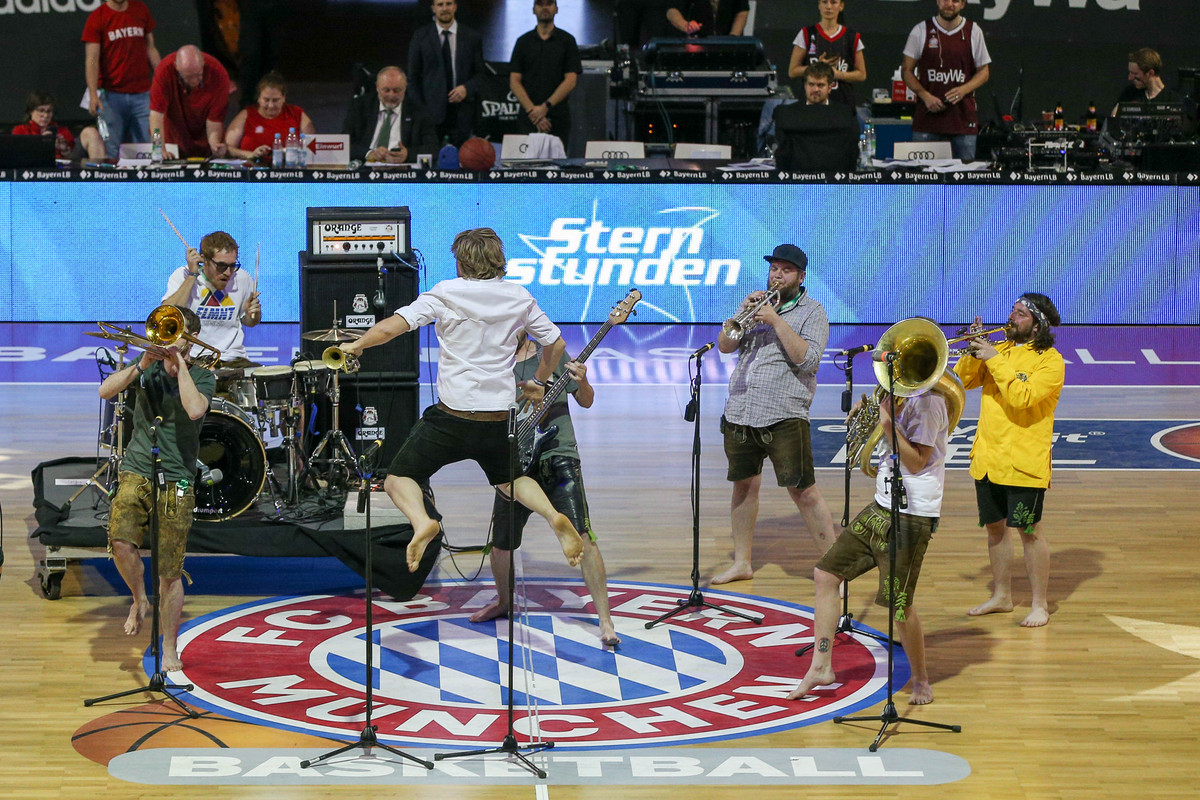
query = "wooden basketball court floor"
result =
(2, 371, 1199, 800)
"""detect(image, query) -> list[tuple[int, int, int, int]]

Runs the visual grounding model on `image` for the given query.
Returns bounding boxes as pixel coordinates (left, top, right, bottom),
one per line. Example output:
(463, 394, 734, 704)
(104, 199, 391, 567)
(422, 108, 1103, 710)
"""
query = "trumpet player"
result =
(98, 306, 215, 672)
(713, 243, 836, 585)
(957, 293, 1064, 628)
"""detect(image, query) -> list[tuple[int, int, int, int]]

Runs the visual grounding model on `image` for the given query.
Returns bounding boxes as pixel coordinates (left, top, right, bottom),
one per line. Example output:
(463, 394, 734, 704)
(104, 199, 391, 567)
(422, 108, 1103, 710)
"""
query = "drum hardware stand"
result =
(833, 356, 959, 750)
(300, 314, 359, 492)
(64, 343, 131, 513)
(797, 352, 892, 658)
(647, 344, 762, 629)
(85, 399, 198, 719)
(300, 445, 432, 773)
(435, 405, 552, 778)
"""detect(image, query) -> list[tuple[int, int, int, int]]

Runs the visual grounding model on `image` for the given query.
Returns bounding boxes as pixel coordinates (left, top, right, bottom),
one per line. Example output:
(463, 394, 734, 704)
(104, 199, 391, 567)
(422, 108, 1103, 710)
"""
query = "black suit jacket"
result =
(407, 22, 486, 129)
(342, 93, 439, 162)
(773, 102, 859, 173)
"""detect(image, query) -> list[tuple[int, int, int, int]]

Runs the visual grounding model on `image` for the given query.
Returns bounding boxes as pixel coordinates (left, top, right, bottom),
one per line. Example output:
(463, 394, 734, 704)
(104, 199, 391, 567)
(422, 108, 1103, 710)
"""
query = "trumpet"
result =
(92, 305, 222, 369)
(322, 345, 360, 373)
(722, 281, 782, 341)
(951, 324, 1010, 356)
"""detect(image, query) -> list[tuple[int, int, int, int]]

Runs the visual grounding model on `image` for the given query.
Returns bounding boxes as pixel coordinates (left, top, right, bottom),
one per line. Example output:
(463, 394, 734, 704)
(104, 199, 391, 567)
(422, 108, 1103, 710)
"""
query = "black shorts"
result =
(490, 455, 595, 550)
(975, 476, 1046, 532)
(723, 416, 816, 489)
(387, 404, 513, 486)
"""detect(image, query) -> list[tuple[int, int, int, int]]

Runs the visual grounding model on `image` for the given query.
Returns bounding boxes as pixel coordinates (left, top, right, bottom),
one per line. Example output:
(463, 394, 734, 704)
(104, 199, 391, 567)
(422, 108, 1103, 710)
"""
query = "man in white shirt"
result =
(341, 228, 585, 574)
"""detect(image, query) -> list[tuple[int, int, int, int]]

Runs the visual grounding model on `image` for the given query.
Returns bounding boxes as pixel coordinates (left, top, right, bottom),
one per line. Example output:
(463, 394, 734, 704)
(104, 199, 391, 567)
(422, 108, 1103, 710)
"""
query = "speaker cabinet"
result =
(309, 374, 422, 476)
(299, 257, 420, 375)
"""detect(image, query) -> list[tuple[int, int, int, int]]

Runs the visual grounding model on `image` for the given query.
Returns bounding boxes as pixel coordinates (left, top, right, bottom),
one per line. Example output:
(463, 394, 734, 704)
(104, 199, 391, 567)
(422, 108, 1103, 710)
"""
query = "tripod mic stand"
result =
(797, 352, 891, 657)
(85, 399, 198, 718)
(647, 345, 761, 629)
(301, 445, 432, 772)
(435, 404, 552, 778)
(833, 356, 959, 750)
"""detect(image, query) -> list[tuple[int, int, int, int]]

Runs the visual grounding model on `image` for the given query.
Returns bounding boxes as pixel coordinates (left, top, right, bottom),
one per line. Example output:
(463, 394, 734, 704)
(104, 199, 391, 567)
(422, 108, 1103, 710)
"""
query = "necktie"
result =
(373, 108, 393, 150)
(441, 30, 455, 88)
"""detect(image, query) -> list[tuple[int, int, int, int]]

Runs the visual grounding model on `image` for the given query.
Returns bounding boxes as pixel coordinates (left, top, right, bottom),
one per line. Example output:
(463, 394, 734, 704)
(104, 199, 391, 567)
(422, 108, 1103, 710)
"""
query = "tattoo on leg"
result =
(817, 638, 831, 653)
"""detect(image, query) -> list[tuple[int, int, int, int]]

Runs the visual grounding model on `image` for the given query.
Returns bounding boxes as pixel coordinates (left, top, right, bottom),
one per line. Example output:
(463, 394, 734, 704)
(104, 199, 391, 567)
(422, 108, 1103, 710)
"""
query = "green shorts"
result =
(722, 416, 816, 489)
(107, 471, 193, 580)
(816, 502, 936, 621)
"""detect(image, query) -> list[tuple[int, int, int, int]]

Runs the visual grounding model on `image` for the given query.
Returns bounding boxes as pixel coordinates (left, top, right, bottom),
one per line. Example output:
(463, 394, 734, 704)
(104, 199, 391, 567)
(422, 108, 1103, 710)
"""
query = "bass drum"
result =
(194, 398, 267, 522)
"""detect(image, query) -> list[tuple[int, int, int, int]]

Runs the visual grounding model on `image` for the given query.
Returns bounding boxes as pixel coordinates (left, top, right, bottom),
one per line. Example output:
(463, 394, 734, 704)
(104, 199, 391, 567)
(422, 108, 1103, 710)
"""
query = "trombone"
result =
(91, 305, 222, 369)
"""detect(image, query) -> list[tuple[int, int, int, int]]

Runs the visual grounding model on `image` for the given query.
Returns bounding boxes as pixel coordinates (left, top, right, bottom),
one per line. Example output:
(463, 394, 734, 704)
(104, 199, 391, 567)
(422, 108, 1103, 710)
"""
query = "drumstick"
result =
(254, 242, 261, 294)
(160, 208, 192, 251)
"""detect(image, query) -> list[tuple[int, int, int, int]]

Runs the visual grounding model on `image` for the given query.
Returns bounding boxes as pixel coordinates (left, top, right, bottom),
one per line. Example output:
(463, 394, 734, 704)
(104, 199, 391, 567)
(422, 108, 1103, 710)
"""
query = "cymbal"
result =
(301, 328, 363, 343)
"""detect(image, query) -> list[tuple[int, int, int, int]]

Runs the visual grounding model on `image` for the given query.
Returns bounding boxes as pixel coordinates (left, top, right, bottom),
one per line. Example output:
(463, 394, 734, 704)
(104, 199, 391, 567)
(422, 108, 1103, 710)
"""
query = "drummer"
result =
(162, 230, 262, 393)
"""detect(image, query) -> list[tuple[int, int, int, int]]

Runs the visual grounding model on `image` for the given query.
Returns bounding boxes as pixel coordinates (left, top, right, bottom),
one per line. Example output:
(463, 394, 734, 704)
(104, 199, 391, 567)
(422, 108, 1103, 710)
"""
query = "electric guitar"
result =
(516, 289, 642, 474)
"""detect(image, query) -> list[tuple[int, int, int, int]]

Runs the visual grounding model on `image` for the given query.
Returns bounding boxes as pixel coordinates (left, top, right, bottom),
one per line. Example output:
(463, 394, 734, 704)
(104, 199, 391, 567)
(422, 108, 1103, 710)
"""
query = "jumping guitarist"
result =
(468, 289, 641, 646)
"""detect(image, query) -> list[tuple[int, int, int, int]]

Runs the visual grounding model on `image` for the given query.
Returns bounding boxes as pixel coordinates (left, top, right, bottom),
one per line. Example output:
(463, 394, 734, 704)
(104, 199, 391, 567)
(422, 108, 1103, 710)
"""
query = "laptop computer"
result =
(0, 134, 55, 168)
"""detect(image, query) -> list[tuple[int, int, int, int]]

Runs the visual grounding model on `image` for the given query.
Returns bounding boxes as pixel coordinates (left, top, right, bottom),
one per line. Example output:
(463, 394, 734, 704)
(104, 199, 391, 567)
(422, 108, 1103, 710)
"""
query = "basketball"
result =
(458, 137, 496, 171)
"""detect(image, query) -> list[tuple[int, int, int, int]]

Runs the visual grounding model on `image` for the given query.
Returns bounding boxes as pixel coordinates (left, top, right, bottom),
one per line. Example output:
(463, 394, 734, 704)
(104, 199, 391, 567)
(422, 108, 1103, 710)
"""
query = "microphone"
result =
(838, 343, 874, 357)
(872, 350, 900, 363)
(689, 341, 715, 359)
(373, 251, 387, 310)
(507, 401, 519, 440)
(358, 439, 383, 468)
(196, 460, 223, 486)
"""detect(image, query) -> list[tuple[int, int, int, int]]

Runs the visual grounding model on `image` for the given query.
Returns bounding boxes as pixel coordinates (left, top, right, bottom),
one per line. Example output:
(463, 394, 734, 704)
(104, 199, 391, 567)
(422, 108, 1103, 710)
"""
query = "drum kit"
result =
(77, 308, 368, 524)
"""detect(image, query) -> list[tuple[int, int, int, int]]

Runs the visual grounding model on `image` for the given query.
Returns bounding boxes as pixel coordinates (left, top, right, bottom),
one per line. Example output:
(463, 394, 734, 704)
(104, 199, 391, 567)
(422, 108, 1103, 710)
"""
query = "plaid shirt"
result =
(723, 291, 829, 428)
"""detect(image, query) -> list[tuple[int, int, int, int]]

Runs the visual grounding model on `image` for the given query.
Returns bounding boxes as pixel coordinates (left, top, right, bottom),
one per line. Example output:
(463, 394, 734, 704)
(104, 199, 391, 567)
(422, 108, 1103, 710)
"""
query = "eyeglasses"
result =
(208, 259, 241, 274)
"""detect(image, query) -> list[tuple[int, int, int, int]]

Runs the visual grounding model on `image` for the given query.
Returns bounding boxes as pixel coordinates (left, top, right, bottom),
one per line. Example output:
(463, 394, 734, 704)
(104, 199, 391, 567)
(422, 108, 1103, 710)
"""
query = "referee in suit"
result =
(407, 0, 486, 147)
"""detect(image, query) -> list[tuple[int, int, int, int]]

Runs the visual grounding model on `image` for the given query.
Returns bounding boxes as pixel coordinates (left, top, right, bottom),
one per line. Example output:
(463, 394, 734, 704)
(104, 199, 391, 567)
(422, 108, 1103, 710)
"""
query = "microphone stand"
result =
(301, 443, 432, 771)
(647, 345, 762, 629)
(833, 355, 960, 750)
(796, 351, 891, 657)
(436, 404, 552, 777)
(86, 392, 198, 717)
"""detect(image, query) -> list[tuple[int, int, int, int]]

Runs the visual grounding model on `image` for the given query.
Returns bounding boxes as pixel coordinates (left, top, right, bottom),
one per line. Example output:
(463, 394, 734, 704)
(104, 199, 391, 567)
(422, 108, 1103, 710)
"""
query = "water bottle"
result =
(96, 115, 110, 143)
(865, 123, 876, 162)
(857, 133, 869, 170)
(297, 133, 309, 168)
(150, 127, 163, 165)
(285, 127, 300, 168)
(271, 132, 284, 168)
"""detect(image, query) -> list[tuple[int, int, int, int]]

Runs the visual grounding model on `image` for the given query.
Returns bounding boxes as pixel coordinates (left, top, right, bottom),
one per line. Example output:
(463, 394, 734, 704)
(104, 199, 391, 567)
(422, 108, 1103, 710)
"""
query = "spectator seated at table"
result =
(12, 91, 107, 162)
(224, 71, 316, 162)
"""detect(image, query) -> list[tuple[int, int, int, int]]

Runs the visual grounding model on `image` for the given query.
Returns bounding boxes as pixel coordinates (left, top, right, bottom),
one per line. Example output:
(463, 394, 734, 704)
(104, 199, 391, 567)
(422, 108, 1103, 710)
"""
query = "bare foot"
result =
(908, 680, 933, 705)
(711, 563, 753, 585)
(406, 519, 442, 572)
(600, 619, 620, 647)
(123, 599, 151, 636)
(469, 601, 509, 624)
(967, 597, 1014, 617)
(786, 664, 837, 700)
(1020, 607, 1050, 627)
(551, 514, 584, 567)
(162, 649, 183, 673)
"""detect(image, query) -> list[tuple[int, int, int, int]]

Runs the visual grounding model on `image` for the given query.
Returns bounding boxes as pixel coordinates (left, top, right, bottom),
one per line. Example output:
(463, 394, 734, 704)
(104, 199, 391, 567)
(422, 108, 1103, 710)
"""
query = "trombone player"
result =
(98, 306, 216, 672)
(713, 243, 836, 585)
(957, 293, 1063, 628)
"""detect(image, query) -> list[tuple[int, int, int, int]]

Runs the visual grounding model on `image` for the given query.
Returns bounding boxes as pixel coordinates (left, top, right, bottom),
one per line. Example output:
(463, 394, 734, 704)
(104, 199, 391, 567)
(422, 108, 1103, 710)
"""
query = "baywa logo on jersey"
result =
(505, 204, 741, 290)
(168, 581, 901, 750)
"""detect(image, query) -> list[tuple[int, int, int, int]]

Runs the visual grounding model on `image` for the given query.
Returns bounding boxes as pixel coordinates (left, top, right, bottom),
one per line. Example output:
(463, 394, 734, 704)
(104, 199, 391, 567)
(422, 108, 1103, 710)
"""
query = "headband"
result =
(1016, 295, 1049, 331)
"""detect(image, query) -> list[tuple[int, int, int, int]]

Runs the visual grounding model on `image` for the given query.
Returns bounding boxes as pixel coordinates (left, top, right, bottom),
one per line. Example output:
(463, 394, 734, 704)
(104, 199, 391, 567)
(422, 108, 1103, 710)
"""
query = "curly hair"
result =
(199, 231, 239, 260)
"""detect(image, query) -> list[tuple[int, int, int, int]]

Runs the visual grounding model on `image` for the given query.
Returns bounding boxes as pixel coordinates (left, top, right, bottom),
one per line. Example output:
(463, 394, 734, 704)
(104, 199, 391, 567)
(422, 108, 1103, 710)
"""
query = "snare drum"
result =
(194, 398, 267, 522)
(251, 365, 296, 408)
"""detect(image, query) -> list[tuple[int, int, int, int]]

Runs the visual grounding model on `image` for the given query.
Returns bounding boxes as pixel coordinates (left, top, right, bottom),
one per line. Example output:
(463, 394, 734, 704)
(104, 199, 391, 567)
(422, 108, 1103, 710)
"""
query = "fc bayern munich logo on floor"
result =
(165, 580, 904, 749)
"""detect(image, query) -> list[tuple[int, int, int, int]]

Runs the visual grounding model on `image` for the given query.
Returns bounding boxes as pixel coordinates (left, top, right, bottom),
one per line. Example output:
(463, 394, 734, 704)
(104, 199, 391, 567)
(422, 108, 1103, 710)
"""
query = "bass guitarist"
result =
(469, 332, 619, 646)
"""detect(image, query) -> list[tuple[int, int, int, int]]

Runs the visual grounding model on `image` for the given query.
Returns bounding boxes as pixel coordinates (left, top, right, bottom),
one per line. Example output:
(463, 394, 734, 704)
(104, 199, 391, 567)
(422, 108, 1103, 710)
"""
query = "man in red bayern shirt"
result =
(82, 0, 161, 159)
(149, 45, 231, 159)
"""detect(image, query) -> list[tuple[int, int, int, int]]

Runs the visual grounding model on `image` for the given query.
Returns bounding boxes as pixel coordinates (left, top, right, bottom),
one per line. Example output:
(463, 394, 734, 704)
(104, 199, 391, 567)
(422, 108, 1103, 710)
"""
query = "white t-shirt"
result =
(396, 277, 561, 411)
(163, 266, 256, 360)
(873, 392, 949, 518)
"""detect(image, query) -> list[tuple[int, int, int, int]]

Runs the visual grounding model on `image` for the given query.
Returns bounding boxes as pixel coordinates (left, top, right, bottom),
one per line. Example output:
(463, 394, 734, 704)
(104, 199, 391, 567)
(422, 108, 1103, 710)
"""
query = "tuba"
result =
(845, 318, 966, 478)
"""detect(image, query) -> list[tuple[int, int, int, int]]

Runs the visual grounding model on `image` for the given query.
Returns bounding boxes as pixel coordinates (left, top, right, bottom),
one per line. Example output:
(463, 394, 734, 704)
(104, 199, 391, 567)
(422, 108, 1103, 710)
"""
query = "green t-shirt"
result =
(120, 362, 217, 483)
(515, 351, 579, 461)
